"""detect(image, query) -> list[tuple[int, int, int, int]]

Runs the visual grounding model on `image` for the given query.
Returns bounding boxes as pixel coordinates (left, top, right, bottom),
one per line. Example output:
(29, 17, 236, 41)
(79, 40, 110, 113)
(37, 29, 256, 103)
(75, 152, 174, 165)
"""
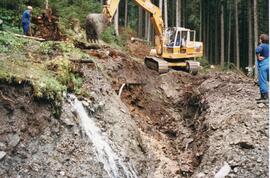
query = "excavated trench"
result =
(82, 46, 212, 176)
(119, 83, 209, 176)
(83, 45, 268, 177)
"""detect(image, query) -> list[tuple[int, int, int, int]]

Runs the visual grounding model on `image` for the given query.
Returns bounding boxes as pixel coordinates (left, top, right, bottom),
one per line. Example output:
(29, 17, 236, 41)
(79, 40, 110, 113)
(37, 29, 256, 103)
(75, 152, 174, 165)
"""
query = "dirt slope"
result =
(84, 46, 268, 177)
(0, 40, 268, 178)
(193, 73, 268, 177)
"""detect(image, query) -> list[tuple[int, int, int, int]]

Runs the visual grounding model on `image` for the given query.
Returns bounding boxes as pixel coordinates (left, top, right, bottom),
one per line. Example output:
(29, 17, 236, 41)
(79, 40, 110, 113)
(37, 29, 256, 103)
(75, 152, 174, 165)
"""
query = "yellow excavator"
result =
(86, 0, 203, 74)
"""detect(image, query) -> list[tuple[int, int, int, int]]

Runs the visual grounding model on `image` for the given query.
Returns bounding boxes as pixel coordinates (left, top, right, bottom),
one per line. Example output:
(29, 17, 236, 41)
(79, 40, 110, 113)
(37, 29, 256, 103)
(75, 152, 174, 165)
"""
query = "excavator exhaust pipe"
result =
(85, 13, 109, 43)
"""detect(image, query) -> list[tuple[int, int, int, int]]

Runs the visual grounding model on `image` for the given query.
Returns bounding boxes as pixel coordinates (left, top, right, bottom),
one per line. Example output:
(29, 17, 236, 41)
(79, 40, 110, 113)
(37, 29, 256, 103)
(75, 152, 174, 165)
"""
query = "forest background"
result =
(0, 0, 269, 69)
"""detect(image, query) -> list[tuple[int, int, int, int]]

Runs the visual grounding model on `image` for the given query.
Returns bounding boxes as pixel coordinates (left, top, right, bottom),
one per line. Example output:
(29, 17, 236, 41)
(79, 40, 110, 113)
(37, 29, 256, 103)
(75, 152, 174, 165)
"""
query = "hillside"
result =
(0, 31, 268, 178)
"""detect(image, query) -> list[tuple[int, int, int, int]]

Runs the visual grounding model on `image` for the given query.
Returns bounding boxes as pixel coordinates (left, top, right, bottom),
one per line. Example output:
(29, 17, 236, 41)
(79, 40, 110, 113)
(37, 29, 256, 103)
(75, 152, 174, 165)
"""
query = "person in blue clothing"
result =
(22, 6, 33, 36)
(255, 34, 269, 101)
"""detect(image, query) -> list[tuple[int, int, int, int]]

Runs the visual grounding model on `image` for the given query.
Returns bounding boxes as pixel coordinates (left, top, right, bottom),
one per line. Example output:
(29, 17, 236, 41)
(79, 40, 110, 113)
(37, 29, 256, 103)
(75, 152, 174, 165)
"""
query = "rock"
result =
(214, 162, 231, 178)
(60, 171, 65, 176)
(0, 151, 6, 160)
(8, 134, 20, 147)
(257, 103, 265, 108)
(82, 101, 89, 107)
(0, 142, 6, 150)
(196, 172, 206, 178)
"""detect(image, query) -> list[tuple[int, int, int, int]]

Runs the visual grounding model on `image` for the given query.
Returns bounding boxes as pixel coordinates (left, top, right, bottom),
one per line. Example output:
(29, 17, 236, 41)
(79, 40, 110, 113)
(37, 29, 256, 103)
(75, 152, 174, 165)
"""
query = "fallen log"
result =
(131, 37, 148, 44)
(13, 33, 46, 41)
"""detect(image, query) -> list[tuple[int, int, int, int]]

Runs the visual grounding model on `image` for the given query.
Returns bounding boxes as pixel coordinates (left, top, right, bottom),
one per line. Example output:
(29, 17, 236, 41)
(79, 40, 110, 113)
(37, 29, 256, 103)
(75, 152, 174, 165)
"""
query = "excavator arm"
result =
(101, 0, 164, 54)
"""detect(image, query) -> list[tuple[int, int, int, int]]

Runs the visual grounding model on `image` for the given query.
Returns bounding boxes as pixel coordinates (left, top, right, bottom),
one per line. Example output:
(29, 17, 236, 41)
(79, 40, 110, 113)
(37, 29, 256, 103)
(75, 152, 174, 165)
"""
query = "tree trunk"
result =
(254, 0, 258, 79)
(159, 0, 163, 18)
(176, 0, 181, 27)
(176, 0, 179, 27)
(164, 0, 168, 28)
(235, 0, 240, 69)
(144, 12, 148, 38)
(205, 1, 210, 59)
(220, 1, 224, 67)
(182, 0, 185, 27)
(45, 0, 49, 9)
(147, 13, 151, 42)
(248, 0, 253, 67)
(199, 0, 202, 41)
(124, 0, 128, 27)
(138, 7, 143, 37)
(214, 1, 219, 64)
(145, 12, 151, 42)
(114, 7, 119, 36)
(227, 1, 232, 64)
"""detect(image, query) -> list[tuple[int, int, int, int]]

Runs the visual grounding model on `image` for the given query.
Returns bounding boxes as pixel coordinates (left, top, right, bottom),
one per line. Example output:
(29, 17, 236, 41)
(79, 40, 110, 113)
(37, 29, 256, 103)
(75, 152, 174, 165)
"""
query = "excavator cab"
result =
(145, 27, 203, 74)
(163, 27, 202, 55)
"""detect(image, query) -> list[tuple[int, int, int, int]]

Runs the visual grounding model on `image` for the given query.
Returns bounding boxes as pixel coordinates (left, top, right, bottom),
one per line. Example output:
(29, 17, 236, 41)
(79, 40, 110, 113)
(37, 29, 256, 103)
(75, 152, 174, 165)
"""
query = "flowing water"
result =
(68, 94, 138, 178)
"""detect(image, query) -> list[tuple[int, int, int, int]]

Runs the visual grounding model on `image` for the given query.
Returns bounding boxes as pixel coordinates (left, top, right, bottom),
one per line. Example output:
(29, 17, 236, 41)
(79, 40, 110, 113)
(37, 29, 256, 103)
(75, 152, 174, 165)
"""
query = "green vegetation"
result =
(50, 0, 102, 29)
(0, 0, 102, 35)
(100, 26, 136, 47)
(198, 57, 209, 69)
(100, 26, 123, 46)
(0, 31, 87, 101)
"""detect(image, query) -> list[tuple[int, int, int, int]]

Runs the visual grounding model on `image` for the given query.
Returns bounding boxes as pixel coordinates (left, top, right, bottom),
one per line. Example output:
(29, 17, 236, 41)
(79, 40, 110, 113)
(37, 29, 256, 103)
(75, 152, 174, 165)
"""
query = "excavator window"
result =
(181, 31, 187, 47)
(165, 28, 177, 47)
(175, 32, 181, 47)
(190, 31, 195, 42)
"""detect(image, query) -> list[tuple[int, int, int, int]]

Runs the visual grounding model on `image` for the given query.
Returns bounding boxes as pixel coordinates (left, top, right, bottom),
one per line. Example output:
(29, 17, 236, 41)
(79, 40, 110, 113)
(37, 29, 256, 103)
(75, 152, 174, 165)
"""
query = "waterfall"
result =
(68, 94, 138, 178)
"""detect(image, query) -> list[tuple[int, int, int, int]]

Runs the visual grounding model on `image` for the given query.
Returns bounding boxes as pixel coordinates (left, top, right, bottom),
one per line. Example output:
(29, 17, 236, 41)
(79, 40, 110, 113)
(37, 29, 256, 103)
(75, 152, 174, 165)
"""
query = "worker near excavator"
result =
(22, 6, 32, 36)
(255, 34, 269, 101)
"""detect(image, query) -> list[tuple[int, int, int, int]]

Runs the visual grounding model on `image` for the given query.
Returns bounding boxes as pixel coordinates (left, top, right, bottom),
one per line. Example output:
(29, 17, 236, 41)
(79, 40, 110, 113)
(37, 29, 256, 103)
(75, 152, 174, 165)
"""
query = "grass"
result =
(0, 31, 87, 102)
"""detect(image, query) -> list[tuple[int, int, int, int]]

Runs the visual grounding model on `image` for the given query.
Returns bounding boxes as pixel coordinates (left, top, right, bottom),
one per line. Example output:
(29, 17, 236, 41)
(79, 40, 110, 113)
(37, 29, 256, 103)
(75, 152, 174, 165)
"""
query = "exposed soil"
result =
(0, 41, 268, 178)
(127, 41, 151, 59)
(31, 8, 64, 40)
(84, 46, 268, 177)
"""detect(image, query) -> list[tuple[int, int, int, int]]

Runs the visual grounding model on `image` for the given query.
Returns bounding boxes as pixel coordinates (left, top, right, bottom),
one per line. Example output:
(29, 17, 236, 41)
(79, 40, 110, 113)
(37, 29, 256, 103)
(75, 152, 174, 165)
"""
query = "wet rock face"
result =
(0, 81, 147, 177)
(0, 84, 95, 177)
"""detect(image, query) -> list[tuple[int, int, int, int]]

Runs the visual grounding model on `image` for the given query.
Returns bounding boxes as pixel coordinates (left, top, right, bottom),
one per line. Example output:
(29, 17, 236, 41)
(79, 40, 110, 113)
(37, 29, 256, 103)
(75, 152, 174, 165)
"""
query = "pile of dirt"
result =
(127, 41, 151, 59)
(31, 8, 64, 40)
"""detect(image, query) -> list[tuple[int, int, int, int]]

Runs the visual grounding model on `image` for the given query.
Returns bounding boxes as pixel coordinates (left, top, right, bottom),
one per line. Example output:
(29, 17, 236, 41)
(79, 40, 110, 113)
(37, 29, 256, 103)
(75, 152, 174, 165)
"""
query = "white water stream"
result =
(68, 94, 138, 178)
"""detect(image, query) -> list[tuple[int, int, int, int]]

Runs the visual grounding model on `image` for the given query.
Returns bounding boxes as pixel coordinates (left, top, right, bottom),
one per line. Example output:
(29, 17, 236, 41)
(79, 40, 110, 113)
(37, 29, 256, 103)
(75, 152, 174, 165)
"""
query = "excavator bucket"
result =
(85, 13, 108, 43)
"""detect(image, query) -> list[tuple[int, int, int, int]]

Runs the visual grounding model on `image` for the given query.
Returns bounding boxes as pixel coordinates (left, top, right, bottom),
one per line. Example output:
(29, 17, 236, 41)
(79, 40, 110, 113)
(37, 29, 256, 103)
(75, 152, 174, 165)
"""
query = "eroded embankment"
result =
(0, 36, 268, 178)
(82, 46, 210, 177)
(84, 45, 268, 178)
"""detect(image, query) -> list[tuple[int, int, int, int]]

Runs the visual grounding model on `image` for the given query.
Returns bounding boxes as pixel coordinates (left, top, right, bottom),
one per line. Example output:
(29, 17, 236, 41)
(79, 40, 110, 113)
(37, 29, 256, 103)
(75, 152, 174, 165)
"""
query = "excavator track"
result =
(186, 60, 200, 75)
(144, 56, 169, 74)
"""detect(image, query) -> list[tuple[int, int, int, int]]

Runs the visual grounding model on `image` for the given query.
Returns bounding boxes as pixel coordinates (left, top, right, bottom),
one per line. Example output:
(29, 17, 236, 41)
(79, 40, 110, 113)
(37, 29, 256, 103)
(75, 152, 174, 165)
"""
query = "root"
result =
(0, 90, 15, 104)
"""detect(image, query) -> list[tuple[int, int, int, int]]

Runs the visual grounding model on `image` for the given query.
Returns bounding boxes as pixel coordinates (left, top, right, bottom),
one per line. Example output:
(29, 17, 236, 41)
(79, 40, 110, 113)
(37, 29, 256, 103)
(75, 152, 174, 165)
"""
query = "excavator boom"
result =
(93, 0, 164, 55)
(85, 0, 203, 74)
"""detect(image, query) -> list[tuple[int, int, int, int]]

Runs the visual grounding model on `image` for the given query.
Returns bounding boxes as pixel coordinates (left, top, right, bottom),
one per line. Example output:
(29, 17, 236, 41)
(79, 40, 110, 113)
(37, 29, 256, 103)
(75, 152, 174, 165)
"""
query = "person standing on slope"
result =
(255, 34, 269, 102)
(22, 6, 33, 36)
